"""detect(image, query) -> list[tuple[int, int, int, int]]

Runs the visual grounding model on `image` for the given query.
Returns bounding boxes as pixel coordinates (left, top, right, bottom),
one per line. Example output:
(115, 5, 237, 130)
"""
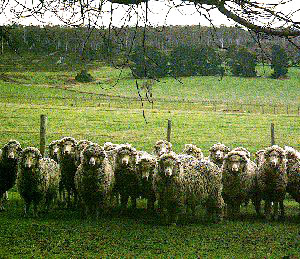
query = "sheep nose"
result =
(89, 157, 96, 166)
(25, 162, 31, 168)
(64, 150, 70, 155)
(270, 160, 277, 167)
(8, 152, 15, 159)
(232, 165, 239, 172)
(122, 158, 129, 165)
(165, 168, 172, 176)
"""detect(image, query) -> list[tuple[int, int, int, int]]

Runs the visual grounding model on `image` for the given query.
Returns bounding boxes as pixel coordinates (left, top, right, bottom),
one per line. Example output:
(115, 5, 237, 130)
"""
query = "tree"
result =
(1, 0, 300, 80)
(227, 46, 257, 77)
(129, 45, 169, 78)
(1, 1, 300, 38)
(169, 45, 223, 77)
(271, 44, 289, 78)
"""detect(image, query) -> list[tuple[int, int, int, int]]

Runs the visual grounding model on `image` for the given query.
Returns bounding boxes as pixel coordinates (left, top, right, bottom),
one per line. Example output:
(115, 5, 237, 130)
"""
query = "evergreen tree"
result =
(271, 44, 289, 78)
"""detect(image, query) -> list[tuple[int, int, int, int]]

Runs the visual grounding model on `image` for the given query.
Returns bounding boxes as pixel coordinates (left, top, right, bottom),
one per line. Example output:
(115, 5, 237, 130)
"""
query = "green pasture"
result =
(0, 53, 299, 110)
(0, 191, 300, 258)
(0, 103, 299, 156)
(0, 54, 299, 257)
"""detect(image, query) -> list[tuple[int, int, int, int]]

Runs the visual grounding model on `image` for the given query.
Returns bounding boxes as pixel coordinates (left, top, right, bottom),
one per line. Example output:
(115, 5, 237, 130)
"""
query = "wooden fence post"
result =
(40, 114, 47, 157)
(167, 119, 172, 142)
(271, 123, 275, 146)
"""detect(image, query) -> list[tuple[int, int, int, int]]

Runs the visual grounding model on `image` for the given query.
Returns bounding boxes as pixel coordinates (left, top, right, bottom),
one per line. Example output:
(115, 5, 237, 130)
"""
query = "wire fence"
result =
(0, 108, 299, 157)
(0, 93, 299, 115)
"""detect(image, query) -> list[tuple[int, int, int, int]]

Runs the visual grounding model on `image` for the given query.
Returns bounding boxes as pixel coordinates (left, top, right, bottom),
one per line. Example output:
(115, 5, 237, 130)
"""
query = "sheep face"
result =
(226, 154, 247, 174)
(75, 140, 92, 163)
(82, 144, 106, 169)
(118, 151, 134, 167)
(49, 142, 60, 161)
(23, 152, 39, 169)
(138, 158, 156, 180)
(158, 156, 181, 178)
(211, 149, 227, 164)
(284, 147, 300, 171)
(184, 144, 194, 154)
(62, 141, 75, 155)
(267, 150, 282, 169)
(154, 140, 172, 157)
(255, 150, 265, 167)
(2, 141, 22, 161)
(59, 138, 77, 159)
(20, 148, 42, 170)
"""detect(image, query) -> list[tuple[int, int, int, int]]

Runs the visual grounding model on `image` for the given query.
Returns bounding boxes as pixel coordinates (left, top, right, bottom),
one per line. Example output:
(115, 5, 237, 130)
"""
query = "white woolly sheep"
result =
(114, 144, 139, 211)
(284, 146, 300, 211)
(153, 140, 172, 157)
(153, 152, 224, 224)
(256, 145, 288, 220)
(57, 136, 78, 207)
(182, 144, 204, 160)
(136, 151, 157, 211)
(75, 140, 93, 167)
(103, 142, 121, 172)
(254, 149, 265, 168)
(17, 147, 60, 216)
(48, 140, 60, 163)
(74, 143, 115, 218)
(221, 150, 259, 218)
(0, 140, 22, 211)
(232, 147, 251, 160)
(208, 143, 230, 168)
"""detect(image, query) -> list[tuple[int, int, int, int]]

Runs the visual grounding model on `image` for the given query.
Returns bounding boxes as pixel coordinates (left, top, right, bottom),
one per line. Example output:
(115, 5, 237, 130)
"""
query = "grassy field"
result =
(0, 54, 300, 257)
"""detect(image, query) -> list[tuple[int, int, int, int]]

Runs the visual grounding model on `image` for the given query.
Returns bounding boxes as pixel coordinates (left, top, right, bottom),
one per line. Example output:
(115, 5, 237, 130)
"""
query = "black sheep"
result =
(0, 140, 22, 210)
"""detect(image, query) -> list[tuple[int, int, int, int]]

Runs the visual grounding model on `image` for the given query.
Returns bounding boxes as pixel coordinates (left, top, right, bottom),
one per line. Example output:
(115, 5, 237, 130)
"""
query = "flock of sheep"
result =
(0, 138, 299, 224)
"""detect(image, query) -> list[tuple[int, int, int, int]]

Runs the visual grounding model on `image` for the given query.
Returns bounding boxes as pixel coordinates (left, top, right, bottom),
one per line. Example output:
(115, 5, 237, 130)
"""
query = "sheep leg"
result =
(279, 200, 285, 220)
(234, 203, 241, 219)
(24, 200, 31, 217)
(0, 194, 4, 211)
(264, 201, 272, 221)
(131, 196, 137, 210)
(147, 195, 155, 212)
(273, 202, 279, 220)
(253, 198, 262, 217)
(214, 206, 224, 223)
(227, 203, 234, 219)
(66, 191, 72, 208)
(33, 202, 38, 217)
(120, 194, 129, 212)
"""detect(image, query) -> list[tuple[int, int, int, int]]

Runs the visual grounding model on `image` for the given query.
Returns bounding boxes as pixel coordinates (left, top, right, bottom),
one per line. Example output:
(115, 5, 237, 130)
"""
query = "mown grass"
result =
(0, 55, 299, 257)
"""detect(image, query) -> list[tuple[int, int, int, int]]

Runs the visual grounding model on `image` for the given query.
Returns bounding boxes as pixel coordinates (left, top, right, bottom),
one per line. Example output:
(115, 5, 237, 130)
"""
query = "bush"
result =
(169, 45, 223, 77)
(271, 44, 289, 78)
(128, 46, 169, 78)
(227, 47, 257, 77)
(75, 69, 94, 82)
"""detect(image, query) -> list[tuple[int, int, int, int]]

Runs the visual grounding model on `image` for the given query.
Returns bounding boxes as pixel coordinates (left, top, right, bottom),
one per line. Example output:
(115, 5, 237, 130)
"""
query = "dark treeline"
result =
(1, 24, 299, 63)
